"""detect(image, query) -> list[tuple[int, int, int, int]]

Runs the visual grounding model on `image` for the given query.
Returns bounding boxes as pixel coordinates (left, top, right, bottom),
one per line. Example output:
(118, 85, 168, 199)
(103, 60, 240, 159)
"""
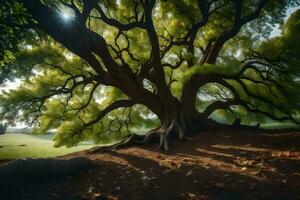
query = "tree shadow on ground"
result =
(0, 130, 300, 200)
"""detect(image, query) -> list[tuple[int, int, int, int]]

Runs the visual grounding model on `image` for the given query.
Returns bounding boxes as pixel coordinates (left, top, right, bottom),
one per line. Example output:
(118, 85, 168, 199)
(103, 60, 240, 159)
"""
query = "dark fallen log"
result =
(0, 157, 93, 185)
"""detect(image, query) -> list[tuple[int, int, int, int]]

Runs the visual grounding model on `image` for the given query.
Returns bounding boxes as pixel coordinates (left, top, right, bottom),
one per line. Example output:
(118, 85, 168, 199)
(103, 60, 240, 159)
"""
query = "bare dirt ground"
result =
(1, 128, 300, 200)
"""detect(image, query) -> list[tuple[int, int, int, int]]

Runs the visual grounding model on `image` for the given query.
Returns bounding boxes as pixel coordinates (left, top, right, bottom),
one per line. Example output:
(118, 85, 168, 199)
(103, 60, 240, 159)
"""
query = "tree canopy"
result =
(0, 0, 300, 150)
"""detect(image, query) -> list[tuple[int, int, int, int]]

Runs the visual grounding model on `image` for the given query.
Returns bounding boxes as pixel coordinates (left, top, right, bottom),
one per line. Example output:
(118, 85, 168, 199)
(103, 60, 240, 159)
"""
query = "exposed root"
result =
(157, 121, 192, 151)
(88, 119, 195, 153)
(181, 135, 194, 141)
(159, 133, 169, 151)
(88, 130, 160, 154)
(88, 134, 142, 154)
(178, 126, 193, 141)
(158, 123, 173, 151)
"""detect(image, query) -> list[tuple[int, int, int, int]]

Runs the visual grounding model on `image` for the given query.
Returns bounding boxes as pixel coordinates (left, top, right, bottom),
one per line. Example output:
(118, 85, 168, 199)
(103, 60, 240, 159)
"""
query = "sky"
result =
(270, 6, 300, 37)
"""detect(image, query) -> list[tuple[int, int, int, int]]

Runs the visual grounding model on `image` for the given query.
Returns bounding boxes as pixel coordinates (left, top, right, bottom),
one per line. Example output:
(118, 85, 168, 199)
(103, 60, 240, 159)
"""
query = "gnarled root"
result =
(88, 119, 192, 153)
(88, 130, 159, 154)
(156, 120, 192, 151)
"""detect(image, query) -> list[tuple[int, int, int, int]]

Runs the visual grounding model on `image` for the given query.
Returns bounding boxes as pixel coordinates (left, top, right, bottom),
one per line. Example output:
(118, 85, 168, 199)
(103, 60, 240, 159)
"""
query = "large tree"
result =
(1, 0, 300, 150)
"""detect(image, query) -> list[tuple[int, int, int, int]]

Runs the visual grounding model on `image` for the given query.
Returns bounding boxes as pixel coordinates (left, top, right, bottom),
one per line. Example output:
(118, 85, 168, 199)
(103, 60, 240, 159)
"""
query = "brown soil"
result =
(1, 129, 300, 200)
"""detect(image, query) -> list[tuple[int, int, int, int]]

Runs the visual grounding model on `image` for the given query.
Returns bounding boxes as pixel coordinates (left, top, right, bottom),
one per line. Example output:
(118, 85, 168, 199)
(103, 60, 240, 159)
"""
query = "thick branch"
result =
(202, 79, 298, 124)
(84, 100, 135, 127)
(93, 0, 146, 30)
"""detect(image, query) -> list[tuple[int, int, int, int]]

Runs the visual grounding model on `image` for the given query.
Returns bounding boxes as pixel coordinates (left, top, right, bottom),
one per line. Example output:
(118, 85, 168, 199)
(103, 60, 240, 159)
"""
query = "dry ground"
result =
(1, 128, 300, 200)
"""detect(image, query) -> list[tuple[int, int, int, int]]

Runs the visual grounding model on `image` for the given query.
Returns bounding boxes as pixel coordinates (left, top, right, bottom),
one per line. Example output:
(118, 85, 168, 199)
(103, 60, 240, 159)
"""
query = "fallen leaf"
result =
(88, 185, 95, 193)
(141, 175, 151, 181)
(214, 182, 226, 188)
(186, 170, 194, 176)
(94, 193, 101, 197)
(241, 167, 247, 171)
(188, 193, 196, 198)
(281, 179, 287, 184)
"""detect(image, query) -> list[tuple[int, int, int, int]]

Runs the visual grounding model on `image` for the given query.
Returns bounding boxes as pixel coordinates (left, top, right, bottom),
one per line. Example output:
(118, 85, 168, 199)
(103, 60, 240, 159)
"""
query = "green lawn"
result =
(0, 133, 94, 160)
(260, 122, 300, 129)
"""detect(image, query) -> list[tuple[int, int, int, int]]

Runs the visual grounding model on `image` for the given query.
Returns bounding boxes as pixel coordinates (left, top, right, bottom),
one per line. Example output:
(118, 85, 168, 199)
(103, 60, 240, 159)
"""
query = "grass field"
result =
(0, 123, 298, 160)
(0, 133, 94, 160)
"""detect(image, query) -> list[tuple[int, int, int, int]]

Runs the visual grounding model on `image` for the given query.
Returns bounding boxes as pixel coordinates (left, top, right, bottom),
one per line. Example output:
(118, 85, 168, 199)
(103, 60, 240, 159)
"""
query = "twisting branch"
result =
(141, 0, 174, 99)
(72, 82, 100, 114)
(93, 0, 146, 30)
(202, 78, 298, 124)
(160, 0, 214, 66)
(204, 0, 269, 64)
(79, 100, 135, 129)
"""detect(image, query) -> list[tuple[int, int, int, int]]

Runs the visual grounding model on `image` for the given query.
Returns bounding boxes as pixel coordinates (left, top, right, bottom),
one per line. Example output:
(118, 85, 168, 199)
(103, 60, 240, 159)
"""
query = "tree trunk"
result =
(88, 87, 216, 154)
(142, 94, 206, 150)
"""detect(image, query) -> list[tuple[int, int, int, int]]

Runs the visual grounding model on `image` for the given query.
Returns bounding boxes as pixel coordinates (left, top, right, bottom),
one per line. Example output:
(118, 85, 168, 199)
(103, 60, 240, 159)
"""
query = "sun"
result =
(61, 12, 71, 21)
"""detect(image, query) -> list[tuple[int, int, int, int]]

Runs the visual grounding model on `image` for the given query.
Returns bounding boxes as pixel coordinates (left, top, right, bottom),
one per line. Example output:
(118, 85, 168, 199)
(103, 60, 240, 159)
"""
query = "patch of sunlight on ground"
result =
(0, 133, 94, 160)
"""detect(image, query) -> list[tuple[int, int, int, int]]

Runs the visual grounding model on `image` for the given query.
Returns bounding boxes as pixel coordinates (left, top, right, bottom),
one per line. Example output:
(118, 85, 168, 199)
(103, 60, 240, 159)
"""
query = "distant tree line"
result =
(0, 124, 6, 135)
